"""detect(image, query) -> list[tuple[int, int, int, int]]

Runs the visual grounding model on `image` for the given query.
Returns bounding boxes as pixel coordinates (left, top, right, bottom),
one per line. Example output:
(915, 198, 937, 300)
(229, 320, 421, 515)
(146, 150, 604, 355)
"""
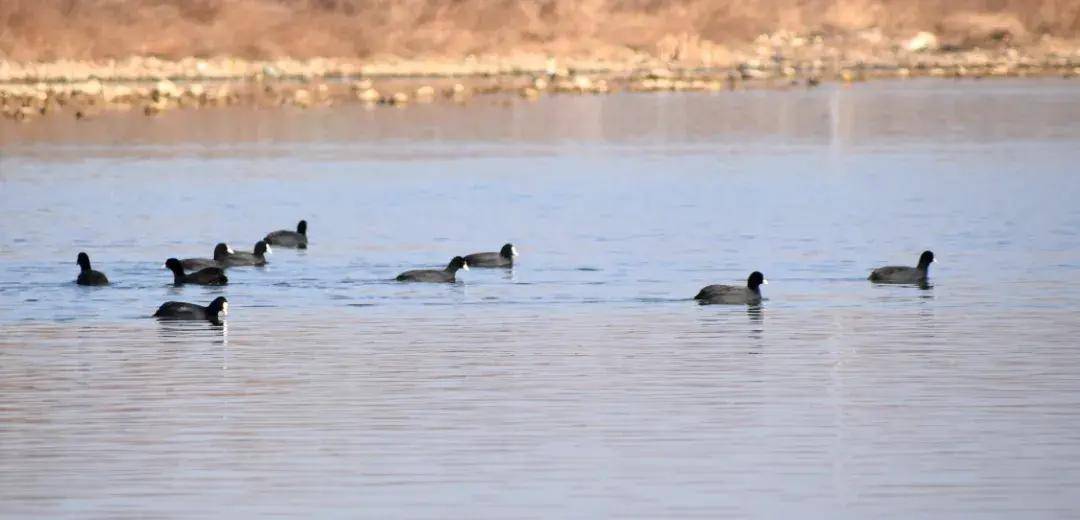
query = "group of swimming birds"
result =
(73, 218, 936, 323)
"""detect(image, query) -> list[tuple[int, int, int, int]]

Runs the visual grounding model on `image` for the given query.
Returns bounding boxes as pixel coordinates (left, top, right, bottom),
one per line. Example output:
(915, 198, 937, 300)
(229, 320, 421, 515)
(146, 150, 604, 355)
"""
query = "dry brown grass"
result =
(2, 0, 1079, 61)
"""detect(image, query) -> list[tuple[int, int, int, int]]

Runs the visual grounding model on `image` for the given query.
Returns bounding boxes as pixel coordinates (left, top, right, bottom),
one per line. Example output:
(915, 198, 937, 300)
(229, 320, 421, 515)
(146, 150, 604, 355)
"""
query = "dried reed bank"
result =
(3, 0, 1078, 62)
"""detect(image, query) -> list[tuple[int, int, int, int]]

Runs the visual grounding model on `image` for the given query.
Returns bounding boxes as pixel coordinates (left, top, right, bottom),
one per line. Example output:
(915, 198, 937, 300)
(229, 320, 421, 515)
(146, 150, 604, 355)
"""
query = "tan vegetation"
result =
(3, 1, 1079, 123)
(2, 0, 1079, 62)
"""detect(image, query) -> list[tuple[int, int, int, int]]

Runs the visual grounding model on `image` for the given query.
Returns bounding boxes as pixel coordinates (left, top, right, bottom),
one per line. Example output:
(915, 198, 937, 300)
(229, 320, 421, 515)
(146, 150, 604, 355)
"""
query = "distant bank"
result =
(2, 0, 1079, 122)
(2, 44, 1078, 123)
(2, 0, 1077, 62)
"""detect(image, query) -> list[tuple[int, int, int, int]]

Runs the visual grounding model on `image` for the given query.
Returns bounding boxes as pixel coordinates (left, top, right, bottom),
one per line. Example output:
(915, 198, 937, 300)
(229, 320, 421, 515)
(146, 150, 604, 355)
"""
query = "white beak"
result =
(265, 245, 272, 254)
(220, 302, 229, 316)
(161, 263, 168, 269)
(763, 279, 769, 285)
(511, 246, 519, 257)
(227, 247, 235, 254)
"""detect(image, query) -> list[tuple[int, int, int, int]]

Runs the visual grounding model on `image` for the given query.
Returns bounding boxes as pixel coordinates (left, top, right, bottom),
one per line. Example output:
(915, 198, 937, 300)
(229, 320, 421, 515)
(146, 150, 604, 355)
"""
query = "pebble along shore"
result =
(3, 31, 1079, 122)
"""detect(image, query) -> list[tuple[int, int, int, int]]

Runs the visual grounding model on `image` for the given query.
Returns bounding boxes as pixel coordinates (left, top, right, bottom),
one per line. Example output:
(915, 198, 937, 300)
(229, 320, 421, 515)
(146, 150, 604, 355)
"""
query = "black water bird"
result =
(224, 241, 270, 267)
(154, 296, 228, 322)
(396, 256, 469, 283)
(75, 252, 109, 286)
(264, 220, 308, 249)
(694, 271, 767, 305)
(464, 243, 517, 268)
(869, 250, 934, 284)
(164, 258, 228, 286)
(181, 243, 231, 270)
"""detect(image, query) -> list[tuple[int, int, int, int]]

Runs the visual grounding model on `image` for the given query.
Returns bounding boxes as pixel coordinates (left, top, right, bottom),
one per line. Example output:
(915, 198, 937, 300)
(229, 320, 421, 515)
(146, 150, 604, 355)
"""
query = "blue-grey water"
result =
(2, 78, 1080, 518)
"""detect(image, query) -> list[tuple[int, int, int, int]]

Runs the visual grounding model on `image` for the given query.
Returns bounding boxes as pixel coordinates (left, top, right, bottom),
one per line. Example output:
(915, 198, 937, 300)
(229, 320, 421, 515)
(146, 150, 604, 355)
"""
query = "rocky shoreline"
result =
(3, 32, 1079, 123)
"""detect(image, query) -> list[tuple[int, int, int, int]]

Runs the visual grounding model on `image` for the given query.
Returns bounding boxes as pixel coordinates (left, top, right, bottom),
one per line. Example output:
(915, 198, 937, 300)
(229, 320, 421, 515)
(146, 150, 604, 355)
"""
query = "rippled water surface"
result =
(2, 79, 1080, 518)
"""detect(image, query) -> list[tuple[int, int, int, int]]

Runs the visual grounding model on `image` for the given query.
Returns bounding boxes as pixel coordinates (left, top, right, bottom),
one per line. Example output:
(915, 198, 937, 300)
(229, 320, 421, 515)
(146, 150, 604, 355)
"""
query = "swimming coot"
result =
(164, 258, 228, 286)
(464, 243, 517, 268)
(75, 252, 109, 286)
(694, 271, 767, 305)
(181, 243, 232, 271)
(396, 256, 469, 283)
(224, 241, 270, 267)
(154, 296, 228, 322)
(869, 250, 934, 284)
(264, 220, 308, 249)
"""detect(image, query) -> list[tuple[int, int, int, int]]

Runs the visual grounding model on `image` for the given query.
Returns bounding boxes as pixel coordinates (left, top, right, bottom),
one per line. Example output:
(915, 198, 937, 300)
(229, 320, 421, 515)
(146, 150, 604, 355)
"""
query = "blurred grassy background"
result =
(2, 0, 1078, 61)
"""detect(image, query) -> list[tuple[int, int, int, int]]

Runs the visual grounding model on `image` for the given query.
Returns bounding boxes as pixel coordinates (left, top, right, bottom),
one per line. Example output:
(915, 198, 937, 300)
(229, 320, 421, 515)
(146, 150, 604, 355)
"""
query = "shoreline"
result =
(3, 36, 1079, 123)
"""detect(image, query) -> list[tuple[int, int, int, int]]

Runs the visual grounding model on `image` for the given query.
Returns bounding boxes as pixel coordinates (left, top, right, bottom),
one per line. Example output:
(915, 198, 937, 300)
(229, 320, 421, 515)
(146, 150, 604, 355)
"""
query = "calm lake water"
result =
(2, 78, 1080, 518)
